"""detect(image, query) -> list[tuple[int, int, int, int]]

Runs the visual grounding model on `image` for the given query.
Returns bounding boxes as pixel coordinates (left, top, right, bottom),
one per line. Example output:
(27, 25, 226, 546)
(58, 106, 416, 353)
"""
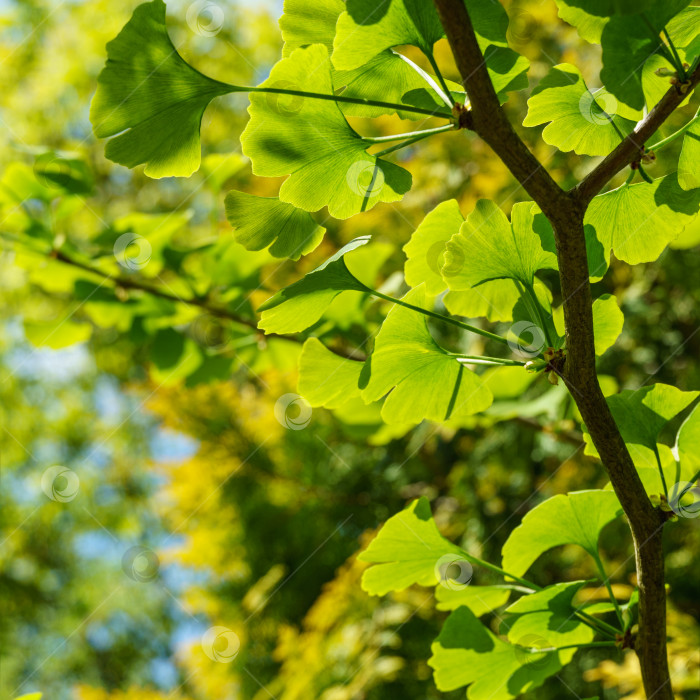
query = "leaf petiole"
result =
(593, 551, 625, 628)
(371, 125, 456, 158)
(662, 26, 686, 80)
(518, 641, 618, 653)
(396, 51, 454, 109)
(648, 110, 700, 152)
(362, 124, 456, 144)
(369, 288, 511, 346)
(454, 355, 526, 367)
(426, 50, 456, 107)
(245, 85, 453, 119)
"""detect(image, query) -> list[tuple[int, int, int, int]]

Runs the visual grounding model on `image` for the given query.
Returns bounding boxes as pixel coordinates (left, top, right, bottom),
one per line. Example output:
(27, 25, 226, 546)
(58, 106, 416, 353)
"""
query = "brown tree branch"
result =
(433, 1, 677, 697)
(431, 0, 569, 221)
(577, 64, 700, 204)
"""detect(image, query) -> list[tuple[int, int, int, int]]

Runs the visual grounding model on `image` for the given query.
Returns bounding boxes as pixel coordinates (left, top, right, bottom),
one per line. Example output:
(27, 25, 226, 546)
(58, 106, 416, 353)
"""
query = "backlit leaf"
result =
(361, 286, 493, 425)
(523, 64, 637, 156)
(600, 1, 691, 110)
(258, 236, 371, 334)
(501, 491, 622, 577)
(358, 497, 464, 595)
(224, 191, 325, 260)
(505, 581, 595, 649)
(444, 200, 557, 291)
(678, 118, 700, 191)
(584, 173, 700, 266)
(280, 0, 455, 119)
(429, 606, 576, 700)
(298, 338, 363, 409)
(90, 0, 237, 178)
(435, 585, 513, 616)
(241, 44, 412, 219)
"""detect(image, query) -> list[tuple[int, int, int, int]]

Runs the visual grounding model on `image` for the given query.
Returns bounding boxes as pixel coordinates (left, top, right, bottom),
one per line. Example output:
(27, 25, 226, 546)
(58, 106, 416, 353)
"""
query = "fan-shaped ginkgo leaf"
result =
(429, 606, 576, 700)
(298, 338, 363, 409)
(225, 191, 325, 260)
(600, 1, 690, 110)
(258, 237, 371, 334)
(332, 0, 529, 103)
(403, 199, 463, 295)
(443, 200, 557, 291)
(361, 286, 493, 425)
(241, 44, 412, 219)
(280, 0, 457, 119)
(358, 497, 466, 595)
(501, 490, 622, 577)
(523, 64, 637, 156)
(678, 118, 700, 191)
(504, 581, 594, 649)
(90, 0, 238, 178)
(584, 173, 700, 266)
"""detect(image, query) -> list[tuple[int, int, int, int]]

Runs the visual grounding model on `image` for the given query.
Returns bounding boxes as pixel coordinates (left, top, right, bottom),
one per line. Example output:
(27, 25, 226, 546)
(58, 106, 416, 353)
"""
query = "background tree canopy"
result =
(1, 1, 700, 699)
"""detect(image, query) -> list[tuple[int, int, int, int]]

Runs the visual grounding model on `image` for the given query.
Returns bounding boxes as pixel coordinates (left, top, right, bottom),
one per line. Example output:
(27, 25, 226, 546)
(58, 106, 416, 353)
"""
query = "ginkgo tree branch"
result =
(432, 1, 690, 698)
(576, 62, 700, 203)
(431, 0, 570, 221)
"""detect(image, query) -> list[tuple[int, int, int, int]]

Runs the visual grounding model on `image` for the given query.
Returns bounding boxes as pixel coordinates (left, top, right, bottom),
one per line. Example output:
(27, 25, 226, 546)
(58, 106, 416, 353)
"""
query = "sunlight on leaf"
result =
(241, 44, 412, 219)
(361, 286, 493, 424)
(90, 0, 237, 178)
(225, 191, 325, 260)
(501, 490, 622, 577)
(523, 64, 637, 156)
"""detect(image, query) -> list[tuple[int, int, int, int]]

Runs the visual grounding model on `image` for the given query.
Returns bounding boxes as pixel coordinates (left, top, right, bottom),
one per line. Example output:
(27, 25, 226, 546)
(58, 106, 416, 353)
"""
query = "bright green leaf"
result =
(435, 585, 513, 615)
(358, 497, 464, 595)
(444, 280, 521, 323)
(90, 0, 237, 178)
(584, 173, 700, 267)
(677, 402, 700, 474)
(444, 200, 557, 291)
(429, 606, 576, 700)
(298, 338, 363, 409)
(24, 318, 92, 349)
(553, 1, 609, 42)
(505, 581, 595, 649)
(600, 1, 691, 110)
(280, 0, 455, 119)
(604, 383, 699, 458)
(332, 0, 445, 70)
(501, 491, 622, 577)
(678, 118, 700, 191)
(258, 237, 371, 334)
(361, 286, 493, 425)
(523, 64, 637, 156)
(224, 191, 325, 260)
(332, 0, 528, 103)
(403, 199, 463, 295)
(241, 44, 412, 219)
